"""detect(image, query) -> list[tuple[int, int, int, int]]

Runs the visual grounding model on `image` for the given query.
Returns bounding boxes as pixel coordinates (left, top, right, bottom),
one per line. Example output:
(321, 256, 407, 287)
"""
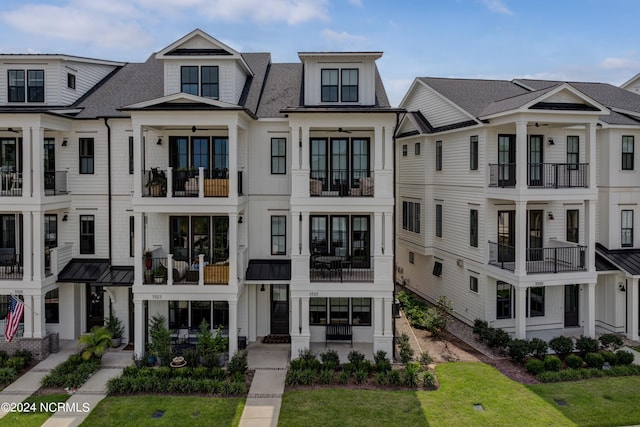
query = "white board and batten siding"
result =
(302, 57, 377, 106)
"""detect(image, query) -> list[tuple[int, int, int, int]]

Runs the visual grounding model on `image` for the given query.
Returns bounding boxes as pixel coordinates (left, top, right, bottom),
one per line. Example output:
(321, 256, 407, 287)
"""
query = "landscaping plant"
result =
(575, 335, 600, 357)
(599, 334, 624, 351)
(548, 336, 574, 359)
(78, 326, 112, 360)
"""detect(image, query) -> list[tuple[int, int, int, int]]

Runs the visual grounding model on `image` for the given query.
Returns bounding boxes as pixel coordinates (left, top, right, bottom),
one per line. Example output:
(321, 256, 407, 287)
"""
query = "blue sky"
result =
(0, 0, 639, 106)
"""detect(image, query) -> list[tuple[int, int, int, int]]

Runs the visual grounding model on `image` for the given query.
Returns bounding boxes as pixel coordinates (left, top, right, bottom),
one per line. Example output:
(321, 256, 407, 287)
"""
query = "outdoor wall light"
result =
(156, 137, 162, 145)
(547, 212, 554, 220)
(260, 284, 265, 292)
(548, 137, 555, 145)
(62, 214, 68, 222)
(191, 126, 197, 133)
(62, 138, 68, 146)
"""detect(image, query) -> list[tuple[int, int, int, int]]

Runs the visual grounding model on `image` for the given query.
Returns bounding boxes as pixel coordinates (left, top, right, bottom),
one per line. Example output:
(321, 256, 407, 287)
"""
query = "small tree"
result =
(78, 326, 112, 361)
(433, 296, 453, 348)
(149, 314, 171, 366)
(105, 306, 124, 340)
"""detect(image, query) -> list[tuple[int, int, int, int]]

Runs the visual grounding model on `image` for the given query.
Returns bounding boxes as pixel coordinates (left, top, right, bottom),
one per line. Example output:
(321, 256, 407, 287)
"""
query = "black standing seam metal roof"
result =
(96, 266, 134, 286)
(57, 259, 110, 282)
(246, 259, 291, 281)
(596, 243, 640, 275)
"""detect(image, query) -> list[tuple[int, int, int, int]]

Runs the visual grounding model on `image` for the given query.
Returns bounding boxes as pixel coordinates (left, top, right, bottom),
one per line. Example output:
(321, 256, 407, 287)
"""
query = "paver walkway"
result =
(0, 340, 76, 419)
(239, 342, 290, 427)
(42, 349, 133, 427)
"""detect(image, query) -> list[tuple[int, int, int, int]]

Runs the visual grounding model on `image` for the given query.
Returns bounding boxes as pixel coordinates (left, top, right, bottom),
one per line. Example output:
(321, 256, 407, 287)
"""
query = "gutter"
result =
(103, 118, 112, 263)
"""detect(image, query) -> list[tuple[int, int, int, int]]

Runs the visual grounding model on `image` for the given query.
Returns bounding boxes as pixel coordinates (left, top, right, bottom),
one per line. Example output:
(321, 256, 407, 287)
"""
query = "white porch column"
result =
(291, 125, 300, 171)
(516, 121, 527, 189)
(586, 122, 596, 189)
(383, 297, 392, 337)
(627, 278, 639, 340)
(374, 125, 383, 170)
(301, 213, 310, 256)
(515, 286, 527, 339)
(228, 213, 238, 287)
(585, 200, 596, 272)
(22, 212, 32, 281)
(132, 124, 143, 199)
(22, 295, 33, 338)
(134, 213, 144, 284)
(301, 297, 310, 336)
(383, 125, 393, 170)
(134, 299, 144, 358)
(33, 293, 45, 338)
(22, 126, 31, 199)
(32, 127, 44, 199)
(514, 201, 527, 276)
(374, 212, 383, 256)
(167, 254, 174, 286)
(301, 125, 310, 170)
(291, 211, 300, 255)
(32, 211, 45, 281)
(383, 211, 393, 256)
(373, 297, 383, 338)
(290, 296, 300, 336)
(585, 283, 596, 337)
(228, 124, 238, 197)
(228, 300, 238, 357)
(248, 284, 257, 342)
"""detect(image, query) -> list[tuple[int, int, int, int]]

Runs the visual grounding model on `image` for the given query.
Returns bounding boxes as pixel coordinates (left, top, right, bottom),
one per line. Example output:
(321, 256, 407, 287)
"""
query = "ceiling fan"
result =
(318, 127, 352, 134)
(2, 128, 20, 133)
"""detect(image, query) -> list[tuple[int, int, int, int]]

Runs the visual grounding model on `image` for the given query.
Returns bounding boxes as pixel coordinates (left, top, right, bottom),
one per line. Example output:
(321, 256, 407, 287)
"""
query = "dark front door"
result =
(87, 285, 105, 331)
(270, 284, 289, 335)
(498, 134, 516, 187)
(564, 285, 579, 327)
(528, 135, 543, 187)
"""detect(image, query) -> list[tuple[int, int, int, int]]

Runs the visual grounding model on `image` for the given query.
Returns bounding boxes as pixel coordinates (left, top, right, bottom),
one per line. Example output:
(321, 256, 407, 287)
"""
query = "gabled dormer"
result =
(0, 55, 123, 107)
(298, 52, 382, 107)
(156, 29, 253, 105)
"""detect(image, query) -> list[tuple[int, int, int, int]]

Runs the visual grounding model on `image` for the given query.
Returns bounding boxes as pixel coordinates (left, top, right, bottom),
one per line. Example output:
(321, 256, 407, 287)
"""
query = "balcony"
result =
(488, 163, 588, 188)
(0, 251, 22, 280)
(0, 171, 22, 196)
(310, 255, 373, 282)
(310, 170, 374, 197)
(142, 256, 229, 285)
(488, 241, 587, 274)
(44, 171, 68, 195)
(142, 168, 239, 198)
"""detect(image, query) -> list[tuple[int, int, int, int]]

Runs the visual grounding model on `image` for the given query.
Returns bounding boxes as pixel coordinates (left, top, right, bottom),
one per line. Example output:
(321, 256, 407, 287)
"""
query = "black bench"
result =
(0, 248, 16, 274)
(325, 323, 352, 347)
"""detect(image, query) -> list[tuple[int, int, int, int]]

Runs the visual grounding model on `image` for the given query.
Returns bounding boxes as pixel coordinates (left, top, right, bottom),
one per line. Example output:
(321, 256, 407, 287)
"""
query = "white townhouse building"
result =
(396, 76, 640, 341)
(0, 29, 399, 360)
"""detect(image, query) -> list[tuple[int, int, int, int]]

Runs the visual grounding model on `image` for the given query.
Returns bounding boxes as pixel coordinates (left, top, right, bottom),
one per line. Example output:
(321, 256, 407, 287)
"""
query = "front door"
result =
(564, 285, 579, 327)
(270, 284, 289, 335)
(498, 134, 516, 187)
(87, 285, 105, 331)
(528, 135, 543, 187)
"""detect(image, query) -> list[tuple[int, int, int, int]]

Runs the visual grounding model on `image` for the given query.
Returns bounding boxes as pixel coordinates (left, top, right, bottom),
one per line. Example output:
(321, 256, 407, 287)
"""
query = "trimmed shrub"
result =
(374, 371, 389, 386)
(599, 334, 624, 351)
(549, 336, 574, 358)
(341, 362, 356, 376)
(317, 369, 334, 384)
(473, 319, 488, 335)
(347, 350, 366, 366)
(422, 371, 437, 389)
(584, 352, 604, 369)
(525, 358, 545, 375)
(0, 367, 17, 385)
(13, 349, 32, 365)
(565, 354, 584, 370)
(5, 357, 25, 371)
(543, 355, 562, 372)
(575, 335, 599, 357)
(374, 350, 392, 373)
(354, 367, 369, 384)
(601, 351, 617, 366)
(320, 349, 340, 371)
(529, 338, 548, 359)
(398, 333, 415, 364)
(419, 352, 433, 368)
(338, 370, 350, 385)
(484, 328, 511, 349)
(298, 348, 317, 362)
(616, 350, 635, 366)
(507, 339, 530, 363)
(228, 350, 248, 375)
(387, 370, 401, 386)
(298, 369, 317, 386)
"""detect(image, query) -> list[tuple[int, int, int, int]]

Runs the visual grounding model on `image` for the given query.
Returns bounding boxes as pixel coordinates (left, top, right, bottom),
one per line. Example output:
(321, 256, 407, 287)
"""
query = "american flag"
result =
(5, 295, 24, 343)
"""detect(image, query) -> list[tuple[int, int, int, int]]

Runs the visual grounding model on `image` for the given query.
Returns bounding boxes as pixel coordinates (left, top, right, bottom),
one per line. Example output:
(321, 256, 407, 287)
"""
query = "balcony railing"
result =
(143, 168, 233, 198)
(488, 163, 589, 188)
(45, 171, 68, 195)
(0, 171, 22, 196)
(488, 241, 587, 273)
(142, 256, 229, 285)
(310, 170, 374, 197)
(0, 252, 23, 280)
(310, 255, 373, 282)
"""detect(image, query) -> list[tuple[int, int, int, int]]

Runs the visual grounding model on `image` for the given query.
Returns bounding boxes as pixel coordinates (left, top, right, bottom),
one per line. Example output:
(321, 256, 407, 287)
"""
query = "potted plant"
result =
(144, 251, 153, 283)
(153, 266, 165, 284)
(105, 307, 124, 347)
(145, 167, 167, 197)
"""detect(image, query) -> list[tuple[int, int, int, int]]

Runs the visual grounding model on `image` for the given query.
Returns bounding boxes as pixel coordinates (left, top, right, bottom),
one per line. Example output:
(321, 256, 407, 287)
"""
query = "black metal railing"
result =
(0, 252, 23, 279)
(143, 257, 167, 284)
(142, 169, 167, 197)
(489, 241, 587, 273)
(0, 171, 22, 196)
(488, 164, 516, 188)
(171, 169, 198, 197)
(310, 169, 374, 197)
(528, 163, 588, 188)
(310, 255, 373, 282)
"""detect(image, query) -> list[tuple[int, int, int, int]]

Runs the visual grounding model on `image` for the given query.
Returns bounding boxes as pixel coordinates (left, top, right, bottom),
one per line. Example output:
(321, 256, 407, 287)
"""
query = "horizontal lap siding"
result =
(60, 62, 118, 105)
(403, 84, 470, 128)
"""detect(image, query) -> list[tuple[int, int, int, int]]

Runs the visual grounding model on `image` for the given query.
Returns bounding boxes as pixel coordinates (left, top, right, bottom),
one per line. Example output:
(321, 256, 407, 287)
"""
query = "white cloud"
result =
(349, 0, 363, 7)
(322, 29, 367, 45)
(481, 0, 514, 15)
(601, 56, 640, 70)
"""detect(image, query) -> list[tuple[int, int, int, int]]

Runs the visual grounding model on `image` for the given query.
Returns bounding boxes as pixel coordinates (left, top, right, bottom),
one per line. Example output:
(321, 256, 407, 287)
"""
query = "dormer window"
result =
(321, 68, 359, 103)
(181, 65, 219, 99)
(8, 69, 44, 103)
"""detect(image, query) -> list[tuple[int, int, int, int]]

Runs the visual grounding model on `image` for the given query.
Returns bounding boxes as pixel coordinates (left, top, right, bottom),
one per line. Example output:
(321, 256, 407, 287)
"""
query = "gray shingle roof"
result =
(479, 86, 556, 117)
(256, 63, 302, 118)
(240, 53, 271, 115)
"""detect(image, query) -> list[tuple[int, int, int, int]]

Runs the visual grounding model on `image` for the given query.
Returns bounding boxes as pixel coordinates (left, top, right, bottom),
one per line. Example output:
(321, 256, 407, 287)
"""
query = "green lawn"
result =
(79, 395, 245, 427)
(1, 394, 69, 427)
(528, 376, 640, 427)
(280, 362, 573, 427)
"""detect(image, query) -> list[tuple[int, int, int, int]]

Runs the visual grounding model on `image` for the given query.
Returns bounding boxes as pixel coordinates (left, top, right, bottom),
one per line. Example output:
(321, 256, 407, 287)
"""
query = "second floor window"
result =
(79, 138, 94, 174)
(8, 70, 44, 102)
(622, 210, 634, 247)
(181, 66, 219, 99)
(80, 215, 95, 254)
(310, 138, 370, 192)
(321, 69, 338, 102)
(566, 209, 579, 243)
(271, 216, 286, 255)
(622, 135, 634, 171)
(436, 140, 443, 171)
(341, 69, 358, 102)
(435, 204, 442, 238)
(402, 201, 420, 233)
(470, 209, 478, 247)
(128, 137, 134, 174)
(470, 135, 478, 170)
(271, 138, 286, 174)
(321, 68, 358, 102)
(567, 136, 579, 169)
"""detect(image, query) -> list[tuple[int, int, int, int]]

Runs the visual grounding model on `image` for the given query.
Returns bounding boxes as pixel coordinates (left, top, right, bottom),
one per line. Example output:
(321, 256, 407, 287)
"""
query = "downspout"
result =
(392, 111, 402, 361)
(103, 118, 112, 263)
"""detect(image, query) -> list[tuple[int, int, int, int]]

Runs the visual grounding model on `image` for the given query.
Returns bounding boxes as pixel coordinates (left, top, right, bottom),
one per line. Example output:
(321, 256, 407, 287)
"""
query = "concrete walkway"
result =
(0, 339, 76, 419)
(239, 342, 290, 427)
(42, 349, 133, 427)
